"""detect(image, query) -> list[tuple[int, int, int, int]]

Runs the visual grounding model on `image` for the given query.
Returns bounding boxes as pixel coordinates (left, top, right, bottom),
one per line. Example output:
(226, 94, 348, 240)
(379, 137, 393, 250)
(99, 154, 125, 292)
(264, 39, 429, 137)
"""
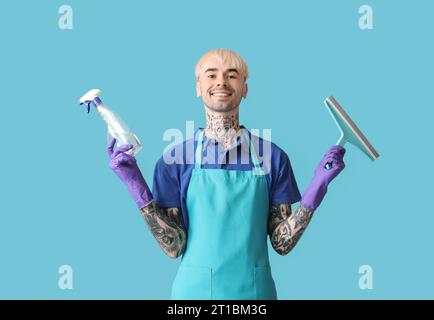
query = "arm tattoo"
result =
(140, 202, 187, 259)
(268, 203, 314, 255)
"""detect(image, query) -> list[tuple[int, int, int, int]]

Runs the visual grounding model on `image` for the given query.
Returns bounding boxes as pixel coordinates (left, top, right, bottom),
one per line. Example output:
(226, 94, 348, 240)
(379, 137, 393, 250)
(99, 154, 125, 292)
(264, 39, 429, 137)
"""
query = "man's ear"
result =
(242, 83, 248, 99)
(196, 81, 201, 97)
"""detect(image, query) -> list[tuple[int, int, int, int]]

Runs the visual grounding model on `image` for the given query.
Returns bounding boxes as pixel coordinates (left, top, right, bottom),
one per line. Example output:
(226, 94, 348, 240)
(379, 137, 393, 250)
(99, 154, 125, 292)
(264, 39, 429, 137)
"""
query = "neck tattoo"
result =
(204, 109, 241, 150)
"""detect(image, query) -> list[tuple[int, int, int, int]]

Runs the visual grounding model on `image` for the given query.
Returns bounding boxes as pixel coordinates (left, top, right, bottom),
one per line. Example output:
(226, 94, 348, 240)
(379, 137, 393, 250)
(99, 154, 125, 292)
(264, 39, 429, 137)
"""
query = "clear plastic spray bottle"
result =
(79, 89, 142, 156)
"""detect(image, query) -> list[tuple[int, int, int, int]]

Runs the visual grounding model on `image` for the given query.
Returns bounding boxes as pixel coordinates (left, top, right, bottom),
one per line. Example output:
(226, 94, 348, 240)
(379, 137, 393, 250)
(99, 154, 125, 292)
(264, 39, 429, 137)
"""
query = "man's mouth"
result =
(210, 91, 233, 97)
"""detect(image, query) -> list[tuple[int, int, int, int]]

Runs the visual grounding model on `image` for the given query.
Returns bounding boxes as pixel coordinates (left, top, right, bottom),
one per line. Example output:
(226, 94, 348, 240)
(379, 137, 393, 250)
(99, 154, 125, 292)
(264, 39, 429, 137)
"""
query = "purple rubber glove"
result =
(300, 145, 346, 211)
(107, 137, 153, 209)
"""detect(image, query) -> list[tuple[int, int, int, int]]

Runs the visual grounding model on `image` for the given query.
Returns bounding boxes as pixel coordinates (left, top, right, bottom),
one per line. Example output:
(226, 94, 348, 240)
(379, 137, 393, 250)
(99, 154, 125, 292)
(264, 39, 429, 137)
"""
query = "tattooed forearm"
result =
(140, 202, 187, 259)
(268, 203, 293, 235)
(268, 203, 314, 256)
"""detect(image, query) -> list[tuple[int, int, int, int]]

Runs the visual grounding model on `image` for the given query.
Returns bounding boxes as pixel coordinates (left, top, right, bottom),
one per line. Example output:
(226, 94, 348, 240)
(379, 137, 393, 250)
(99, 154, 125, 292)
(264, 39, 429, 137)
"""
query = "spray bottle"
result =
(79, 89, 142, 157)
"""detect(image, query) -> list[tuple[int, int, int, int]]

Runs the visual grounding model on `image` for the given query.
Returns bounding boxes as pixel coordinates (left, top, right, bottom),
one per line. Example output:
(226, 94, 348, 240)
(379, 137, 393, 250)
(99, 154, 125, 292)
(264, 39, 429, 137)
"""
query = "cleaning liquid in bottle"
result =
(79, 89, 142, 157)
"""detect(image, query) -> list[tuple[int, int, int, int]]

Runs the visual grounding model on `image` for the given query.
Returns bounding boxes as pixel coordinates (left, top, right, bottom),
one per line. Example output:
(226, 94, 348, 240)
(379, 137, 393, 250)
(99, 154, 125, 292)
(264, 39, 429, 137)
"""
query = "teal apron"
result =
(171, 129, 277, 300)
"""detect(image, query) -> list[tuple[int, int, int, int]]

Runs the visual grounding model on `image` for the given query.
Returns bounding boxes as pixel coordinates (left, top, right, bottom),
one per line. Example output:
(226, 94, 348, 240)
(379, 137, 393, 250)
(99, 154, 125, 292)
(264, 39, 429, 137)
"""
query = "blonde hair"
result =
(195, 48, 249, 82)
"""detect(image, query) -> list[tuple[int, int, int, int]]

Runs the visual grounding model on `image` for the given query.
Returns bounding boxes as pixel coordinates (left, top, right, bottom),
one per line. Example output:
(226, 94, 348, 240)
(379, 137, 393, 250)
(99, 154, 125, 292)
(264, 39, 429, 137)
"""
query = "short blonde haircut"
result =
(195, 48, 249, 82)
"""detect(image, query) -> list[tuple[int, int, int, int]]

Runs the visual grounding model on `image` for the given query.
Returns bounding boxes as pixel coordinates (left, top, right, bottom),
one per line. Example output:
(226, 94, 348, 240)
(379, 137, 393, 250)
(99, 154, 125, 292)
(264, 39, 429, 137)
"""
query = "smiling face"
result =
(196, 55, 248, 113)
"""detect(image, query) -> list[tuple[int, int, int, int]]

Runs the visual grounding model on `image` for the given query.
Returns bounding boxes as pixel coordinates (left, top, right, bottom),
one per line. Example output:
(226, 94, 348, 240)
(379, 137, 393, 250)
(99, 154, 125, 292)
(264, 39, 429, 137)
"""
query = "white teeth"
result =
(212, 92, 231, 97)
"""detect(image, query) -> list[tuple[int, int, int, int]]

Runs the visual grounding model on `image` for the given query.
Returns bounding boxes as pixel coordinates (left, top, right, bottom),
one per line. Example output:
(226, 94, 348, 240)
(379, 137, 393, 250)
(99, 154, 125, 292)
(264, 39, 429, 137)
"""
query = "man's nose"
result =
(216, 74, 229, 86)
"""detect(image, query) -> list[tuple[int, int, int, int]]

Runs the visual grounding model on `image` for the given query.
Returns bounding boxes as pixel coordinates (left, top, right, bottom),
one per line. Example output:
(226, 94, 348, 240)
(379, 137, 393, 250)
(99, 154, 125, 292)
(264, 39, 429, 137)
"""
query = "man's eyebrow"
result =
(204, 68, 239, 74)
(204, 68, 218, 73)
(226, 68, 239, 74)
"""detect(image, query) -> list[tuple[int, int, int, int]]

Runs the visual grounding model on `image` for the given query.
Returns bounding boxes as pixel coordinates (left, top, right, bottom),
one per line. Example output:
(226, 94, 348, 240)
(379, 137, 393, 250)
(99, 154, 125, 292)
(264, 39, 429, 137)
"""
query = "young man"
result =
(107, 48, 346, 299)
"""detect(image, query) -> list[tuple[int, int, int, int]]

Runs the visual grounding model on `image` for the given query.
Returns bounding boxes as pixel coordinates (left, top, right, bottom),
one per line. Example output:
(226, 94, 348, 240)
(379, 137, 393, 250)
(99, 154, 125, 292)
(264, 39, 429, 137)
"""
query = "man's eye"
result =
(208, 75, 216, 78)
(229, 75, 237, 79)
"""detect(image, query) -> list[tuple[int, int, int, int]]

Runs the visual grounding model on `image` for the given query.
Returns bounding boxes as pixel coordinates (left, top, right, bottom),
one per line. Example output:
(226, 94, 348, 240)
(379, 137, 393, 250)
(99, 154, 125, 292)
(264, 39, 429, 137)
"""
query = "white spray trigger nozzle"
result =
(79, 88, 102, 104)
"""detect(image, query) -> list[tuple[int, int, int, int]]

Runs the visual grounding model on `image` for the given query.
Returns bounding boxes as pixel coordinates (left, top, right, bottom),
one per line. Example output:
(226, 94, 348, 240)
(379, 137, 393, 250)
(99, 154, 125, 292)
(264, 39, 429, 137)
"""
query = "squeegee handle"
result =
(324, 137, 346, 170)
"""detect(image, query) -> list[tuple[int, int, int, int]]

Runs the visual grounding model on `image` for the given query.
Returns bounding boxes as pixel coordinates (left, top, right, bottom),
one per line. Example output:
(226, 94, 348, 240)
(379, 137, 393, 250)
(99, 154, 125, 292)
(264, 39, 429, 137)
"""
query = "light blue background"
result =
(0, 0, 432, 299)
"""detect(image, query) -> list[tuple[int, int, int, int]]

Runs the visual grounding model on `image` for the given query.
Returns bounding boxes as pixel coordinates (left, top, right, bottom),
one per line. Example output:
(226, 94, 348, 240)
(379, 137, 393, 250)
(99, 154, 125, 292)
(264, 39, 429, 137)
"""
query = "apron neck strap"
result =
(195, 129, 205, 169)
(243, 130, 263, 173)
(194, 128, 264, 174)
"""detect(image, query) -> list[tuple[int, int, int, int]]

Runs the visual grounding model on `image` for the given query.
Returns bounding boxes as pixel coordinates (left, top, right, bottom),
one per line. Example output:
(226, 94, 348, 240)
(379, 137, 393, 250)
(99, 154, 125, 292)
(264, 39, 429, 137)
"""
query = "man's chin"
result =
(206, 103, 237, 113)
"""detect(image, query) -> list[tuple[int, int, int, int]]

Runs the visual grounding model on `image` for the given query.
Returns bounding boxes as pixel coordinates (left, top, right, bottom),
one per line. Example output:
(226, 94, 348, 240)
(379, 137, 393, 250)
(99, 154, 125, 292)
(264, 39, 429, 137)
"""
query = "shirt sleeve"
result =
(269, 151, 301, 206)
(152, 155, 181, 208)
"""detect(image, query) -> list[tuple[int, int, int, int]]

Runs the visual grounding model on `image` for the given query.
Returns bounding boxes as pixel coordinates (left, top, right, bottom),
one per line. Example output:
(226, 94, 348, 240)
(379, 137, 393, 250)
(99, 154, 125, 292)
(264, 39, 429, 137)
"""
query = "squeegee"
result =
(324, 96, 379, 169)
